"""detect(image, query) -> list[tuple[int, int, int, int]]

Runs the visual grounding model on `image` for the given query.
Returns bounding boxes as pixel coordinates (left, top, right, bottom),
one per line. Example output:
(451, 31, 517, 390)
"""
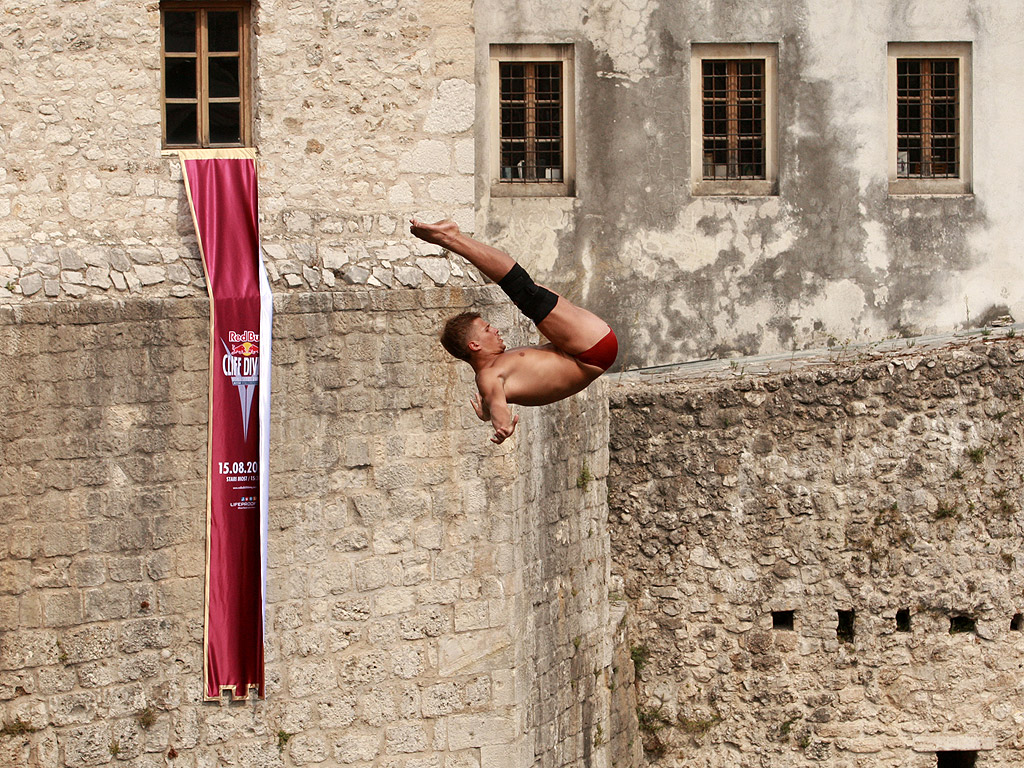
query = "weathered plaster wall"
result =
(608, 336, 1024, 766)
(476, 0, 1024, 369)
(0, 0, 477, 301)
(0, 290, 630, 768)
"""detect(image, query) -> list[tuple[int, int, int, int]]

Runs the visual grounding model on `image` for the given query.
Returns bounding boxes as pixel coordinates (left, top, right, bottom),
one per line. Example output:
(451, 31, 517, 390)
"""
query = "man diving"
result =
(410, 219, 617, 444)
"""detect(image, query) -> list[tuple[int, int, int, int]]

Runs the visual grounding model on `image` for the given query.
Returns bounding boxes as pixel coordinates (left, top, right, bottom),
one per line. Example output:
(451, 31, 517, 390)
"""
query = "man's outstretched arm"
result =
(475, 374, 519, 444)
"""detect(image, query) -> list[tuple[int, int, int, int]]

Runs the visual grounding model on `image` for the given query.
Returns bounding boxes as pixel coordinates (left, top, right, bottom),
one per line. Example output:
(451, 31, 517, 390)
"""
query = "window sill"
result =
(888, 178, 972, 196)
(160, 147, 254, 158)
(692, 179, 776, 197)
(490, 181, 575, 198)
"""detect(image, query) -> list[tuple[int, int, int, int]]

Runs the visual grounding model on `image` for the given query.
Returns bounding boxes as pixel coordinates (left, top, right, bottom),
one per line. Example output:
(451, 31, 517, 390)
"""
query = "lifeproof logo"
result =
(220, 330, 260, 441)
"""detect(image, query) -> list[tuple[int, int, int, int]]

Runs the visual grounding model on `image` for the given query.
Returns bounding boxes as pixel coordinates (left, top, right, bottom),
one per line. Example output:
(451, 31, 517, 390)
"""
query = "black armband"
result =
(497, 263, 558, 324)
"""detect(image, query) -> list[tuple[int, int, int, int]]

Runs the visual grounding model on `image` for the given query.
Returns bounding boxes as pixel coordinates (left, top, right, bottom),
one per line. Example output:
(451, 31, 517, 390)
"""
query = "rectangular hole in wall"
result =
(837, 610, 855, 643)
(896, 608, 911, 632)
(772, 610, 794, 630)
(1011, 613, 1023, 631)
(937, 750, 977, 768)
(949, 614, 976, 635)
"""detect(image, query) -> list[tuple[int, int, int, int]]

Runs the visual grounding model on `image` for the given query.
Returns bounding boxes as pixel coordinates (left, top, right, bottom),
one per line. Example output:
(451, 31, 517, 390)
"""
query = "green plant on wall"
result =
(966, 446, 986, 464)
(1, 718, 38, 736)
(630, 644, 651, 675)
(577, 461, 593, 489)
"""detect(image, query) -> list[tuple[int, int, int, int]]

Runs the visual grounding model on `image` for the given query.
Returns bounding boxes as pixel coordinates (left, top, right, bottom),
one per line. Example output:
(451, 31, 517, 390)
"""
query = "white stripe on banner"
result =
(258, 247, 272, 623)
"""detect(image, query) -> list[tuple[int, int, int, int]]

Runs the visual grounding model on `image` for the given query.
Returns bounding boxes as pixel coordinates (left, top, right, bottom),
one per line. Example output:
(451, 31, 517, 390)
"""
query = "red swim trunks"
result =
(576, 328, 618, 371)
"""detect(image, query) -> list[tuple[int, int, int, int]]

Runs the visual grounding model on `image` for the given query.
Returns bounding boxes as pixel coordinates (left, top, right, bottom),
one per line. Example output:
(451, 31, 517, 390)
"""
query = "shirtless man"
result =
(410, 219, 617, 444)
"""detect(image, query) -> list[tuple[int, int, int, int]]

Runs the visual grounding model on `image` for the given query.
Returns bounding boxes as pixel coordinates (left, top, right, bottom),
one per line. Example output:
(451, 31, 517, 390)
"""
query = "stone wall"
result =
(0, 289, 628, 768)
(0, 0, 477, 302)
(608, 336, 1024, 766)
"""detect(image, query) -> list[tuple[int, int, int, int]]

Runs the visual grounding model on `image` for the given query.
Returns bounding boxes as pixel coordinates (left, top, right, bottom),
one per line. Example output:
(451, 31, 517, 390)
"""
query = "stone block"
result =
(288, 658, 336, 699)
(422, 682, 464, 718)
(83, 586, 130, 622)
(438, 631, 513, 676)
(317, 695, 357, 728)
(331, 727, 380, 763)
(374, 587, 417, 616)
(385, 722, 429, 754)
(391, 646, 424, 680)
(104, 682, 146, 717)
(454, 601, 489, 633)
(63, 722, 112, 768)
(354, 557, 390, 591)
(446, 714, 516, 750)
(0, 630, 59, 670)
(337, 651, 390, 686)
(41, 590, 83, 627)
(424, 79, 475, 134)
(445, 751, 481, 768)
(118, 618, 172, 654)
(49, 690, 100, 726)
(399, 606, 449, 640)
(288, 732, 329, 764)
(398, 140, 451, 175)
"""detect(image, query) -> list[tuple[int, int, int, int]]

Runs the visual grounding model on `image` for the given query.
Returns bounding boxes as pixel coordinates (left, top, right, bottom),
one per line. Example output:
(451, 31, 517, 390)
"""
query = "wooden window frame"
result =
(888, 42, 971, 195)
(489, 44, 575, 198)
(690, 43, 778, 197)
(701, 59, 766, 181)
(160, 0, 252, 149)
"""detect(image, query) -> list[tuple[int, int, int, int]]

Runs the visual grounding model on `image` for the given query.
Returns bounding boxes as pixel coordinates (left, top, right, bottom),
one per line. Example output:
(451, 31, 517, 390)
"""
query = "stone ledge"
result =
(0, 286, 509, 328)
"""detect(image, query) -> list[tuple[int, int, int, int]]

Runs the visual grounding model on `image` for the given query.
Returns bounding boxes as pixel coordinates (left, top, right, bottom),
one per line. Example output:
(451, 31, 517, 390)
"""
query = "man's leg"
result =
(410, 219, 610, 355)
(535, 298, 610, 357)
(410, 219, 515, 283)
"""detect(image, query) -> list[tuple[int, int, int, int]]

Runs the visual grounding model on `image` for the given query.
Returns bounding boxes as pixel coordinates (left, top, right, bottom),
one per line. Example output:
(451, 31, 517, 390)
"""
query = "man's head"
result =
(440, 312, 482, 361)
(440, 312, 505, 361)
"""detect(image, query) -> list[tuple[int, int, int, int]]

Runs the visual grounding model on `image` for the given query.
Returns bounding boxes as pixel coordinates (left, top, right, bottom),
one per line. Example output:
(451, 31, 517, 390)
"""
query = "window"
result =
(161, 2, 251, 148)
(690, 43, 778, 196)
(772, 610, 795, 630)
(896, 608, 912, 632)
(937, 752, 977, 768)
(837, 610, 855, 643)
(888, 43, 971, 194)
(489, 44, 575, 197)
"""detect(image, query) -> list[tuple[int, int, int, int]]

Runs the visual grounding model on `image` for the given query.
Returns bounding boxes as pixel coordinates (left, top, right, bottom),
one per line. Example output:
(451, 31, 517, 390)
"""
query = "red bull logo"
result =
(230, 341, 259, 357)
(220, 330, 260, 441)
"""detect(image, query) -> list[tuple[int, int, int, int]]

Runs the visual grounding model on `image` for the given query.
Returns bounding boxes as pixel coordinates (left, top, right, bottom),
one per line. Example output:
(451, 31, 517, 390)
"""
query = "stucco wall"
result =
(0, 0, 477, 301)
(608, 335, 1024, 766)
(476, 0, 1024, 369)
(0, 289, 629, 768)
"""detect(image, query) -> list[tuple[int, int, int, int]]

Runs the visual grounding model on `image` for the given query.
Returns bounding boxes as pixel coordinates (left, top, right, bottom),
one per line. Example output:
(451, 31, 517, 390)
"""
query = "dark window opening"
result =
(772, 610, 794, 630)
(897, 58, 959, 179)
(837, 610, 855, 643)
(1011, 613, 1023, 631)
(161, 2, 249, 148)
(499, 61, 563, 183)
(937, 750, 977, 768)
(896, 608, 912, 632)
(702, 59, 766, 180)
(949, 614, 976, 634)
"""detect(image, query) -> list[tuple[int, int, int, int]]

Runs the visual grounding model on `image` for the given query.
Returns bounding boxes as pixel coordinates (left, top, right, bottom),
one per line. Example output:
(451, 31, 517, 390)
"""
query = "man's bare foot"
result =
(410, 219, 460, 248)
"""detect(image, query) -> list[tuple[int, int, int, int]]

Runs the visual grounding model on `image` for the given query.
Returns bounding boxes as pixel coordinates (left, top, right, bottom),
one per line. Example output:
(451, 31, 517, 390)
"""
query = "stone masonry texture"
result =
(0, 289, 629, 768)
(608, 337, 1024, 766)
(0, 0, 477, 303)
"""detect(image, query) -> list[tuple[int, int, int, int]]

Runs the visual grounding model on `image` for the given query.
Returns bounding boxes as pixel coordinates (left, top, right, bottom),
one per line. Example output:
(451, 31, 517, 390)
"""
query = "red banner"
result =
(180, 148, 271, 700)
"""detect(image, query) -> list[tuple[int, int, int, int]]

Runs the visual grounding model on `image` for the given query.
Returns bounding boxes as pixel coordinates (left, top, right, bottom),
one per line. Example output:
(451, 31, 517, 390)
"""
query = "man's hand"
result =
(491, 414, 519, 444)
(410, 218, 460, 248)
(470, 394, 490, 422)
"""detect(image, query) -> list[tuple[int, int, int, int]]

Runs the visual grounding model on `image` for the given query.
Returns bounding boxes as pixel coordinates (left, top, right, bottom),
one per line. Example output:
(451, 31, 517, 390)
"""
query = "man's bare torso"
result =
(477, 344, 603, 407)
